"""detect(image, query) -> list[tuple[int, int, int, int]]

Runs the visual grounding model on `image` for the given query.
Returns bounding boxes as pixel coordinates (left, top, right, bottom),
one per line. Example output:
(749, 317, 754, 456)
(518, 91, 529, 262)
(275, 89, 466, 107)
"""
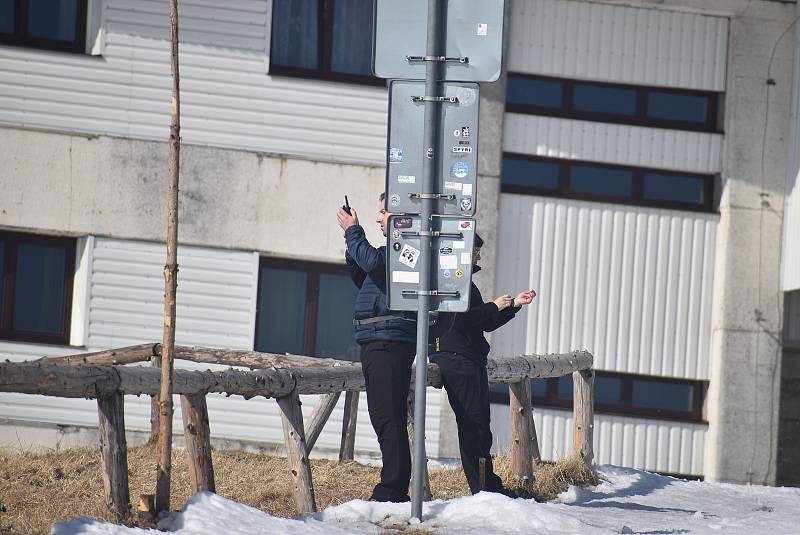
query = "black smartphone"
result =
(343, 195, 352, 215)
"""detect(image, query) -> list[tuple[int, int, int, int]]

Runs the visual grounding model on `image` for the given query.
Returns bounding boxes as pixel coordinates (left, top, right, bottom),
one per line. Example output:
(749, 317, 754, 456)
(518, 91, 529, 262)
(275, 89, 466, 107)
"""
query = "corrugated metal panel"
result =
(503, 114, 723, 174)
(490, 404, 706, 475)
(493, 195, 717, 380)
(0, 236, 443, 457)
(0, 0, 387, 165)
(783, 26, 800, 292)
(508, 0, 729, 91)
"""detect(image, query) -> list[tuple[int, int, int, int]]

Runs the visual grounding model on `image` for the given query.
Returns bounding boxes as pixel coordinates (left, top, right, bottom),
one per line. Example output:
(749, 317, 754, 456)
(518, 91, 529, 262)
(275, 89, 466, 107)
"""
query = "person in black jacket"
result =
(430, 234, 536, 496)
(336, 193, 417, 503)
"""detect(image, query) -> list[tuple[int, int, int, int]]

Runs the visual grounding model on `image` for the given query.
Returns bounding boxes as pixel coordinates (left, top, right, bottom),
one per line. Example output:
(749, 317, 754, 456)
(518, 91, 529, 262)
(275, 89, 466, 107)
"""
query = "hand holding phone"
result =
(342, 195, 352, 215)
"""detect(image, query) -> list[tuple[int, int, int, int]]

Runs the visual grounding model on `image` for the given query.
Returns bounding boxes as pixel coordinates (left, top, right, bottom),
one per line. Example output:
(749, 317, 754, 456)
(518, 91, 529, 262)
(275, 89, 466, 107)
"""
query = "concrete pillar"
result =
(705, 3, 796, 485)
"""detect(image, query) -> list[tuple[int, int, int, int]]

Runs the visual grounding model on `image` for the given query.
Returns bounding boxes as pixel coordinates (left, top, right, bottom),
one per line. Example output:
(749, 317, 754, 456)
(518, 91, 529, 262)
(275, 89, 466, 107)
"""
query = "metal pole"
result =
(411, 0, 443, 521)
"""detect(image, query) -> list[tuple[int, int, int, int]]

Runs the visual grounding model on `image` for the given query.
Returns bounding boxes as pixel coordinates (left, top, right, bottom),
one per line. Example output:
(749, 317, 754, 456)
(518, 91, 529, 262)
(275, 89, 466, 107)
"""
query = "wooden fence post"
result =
(572, 369, 594, 468)
(149, 354, 161, 444)
(181, 392, 215, 493)
(97, 392, 130, 520)
(509, 379, 535, 484)
(304, 391, 342, 454)
(339, 391, 359, 462)
(277, 392, 317, 513)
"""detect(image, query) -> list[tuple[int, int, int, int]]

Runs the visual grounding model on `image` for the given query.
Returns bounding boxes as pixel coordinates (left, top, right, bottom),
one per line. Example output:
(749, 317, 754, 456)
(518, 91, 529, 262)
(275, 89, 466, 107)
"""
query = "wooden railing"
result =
(0, 344, 594, 519)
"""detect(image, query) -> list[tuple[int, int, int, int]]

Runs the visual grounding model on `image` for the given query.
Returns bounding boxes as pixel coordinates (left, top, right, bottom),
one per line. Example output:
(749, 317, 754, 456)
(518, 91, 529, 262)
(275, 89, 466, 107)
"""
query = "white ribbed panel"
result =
(490, 405, 706, 475)
(503, 114, 723, 174)
(783, 25, 800, 292)
(508, 0, 729, 91)
(0, 0, 387, 165)
(493, 195, 717, 380)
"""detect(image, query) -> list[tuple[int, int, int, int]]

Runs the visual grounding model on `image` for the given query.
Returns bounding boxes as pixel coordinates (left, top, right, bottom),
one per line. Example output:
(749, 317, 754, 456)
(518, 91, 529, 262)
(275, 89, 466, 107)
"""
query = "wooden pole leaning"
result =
(508, 379, 535, 484)
(339, 391, 359, 462)
(181, 392, 215, 493)
(277, 391, 317, 514)
(97, 392, 130, 521)
(572, 369, 595, 469)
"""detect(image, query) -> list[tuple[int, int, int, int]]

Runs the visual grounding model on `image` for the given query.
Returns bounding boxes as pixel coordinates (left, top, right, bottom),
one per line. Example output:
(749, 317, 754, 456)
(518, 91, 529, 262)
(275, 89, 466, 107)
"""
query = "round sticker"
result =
(390, 194, 400, 207)
(455, 269, 464, 278)
(393, 242, 401, 251)
(442, 269, 452, 278)
(452, 161, 469, 179)
(460, 198, 472, 211)
(453, 129, 461, 137)
(393, 230, 401, 239)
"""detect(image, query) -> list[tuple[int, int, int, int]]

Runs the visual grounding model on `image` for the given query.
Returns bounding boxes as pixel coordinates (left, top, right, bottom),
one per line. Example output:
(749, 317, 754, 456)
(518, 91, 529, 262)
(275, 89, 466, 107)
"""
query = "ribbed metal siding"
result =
(0, 0, 387, 165)
(493, 194, 717, 380)
(783, 25, 800, 292)
(491, 405, 706, 475)
(508, 0, 729, 91)
(504, 114, 723, 174)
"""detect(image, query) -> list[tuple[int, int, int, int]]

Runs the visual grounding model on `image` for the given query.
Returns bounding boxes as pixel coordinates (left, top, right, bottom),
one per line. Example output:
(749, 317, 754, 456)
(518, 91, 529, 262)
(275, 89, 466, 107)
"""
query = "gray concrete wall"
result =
(703, 0, 796, 485)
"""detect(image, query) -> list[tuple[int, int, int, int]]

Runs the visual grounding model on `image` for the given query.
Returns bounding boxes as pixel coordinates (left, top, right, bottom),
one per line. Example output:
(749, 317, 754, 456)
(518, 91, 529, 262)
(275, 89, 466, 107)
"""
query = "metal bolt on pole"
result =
(411, 0, 443, 521)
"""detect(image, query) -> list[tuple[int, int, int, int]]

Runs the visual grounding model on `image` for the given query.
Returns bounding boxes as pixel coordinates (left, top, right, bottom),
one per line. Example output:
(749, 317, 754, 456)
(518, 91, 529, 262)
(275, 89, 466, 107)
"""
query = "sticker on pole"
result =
(452, 161, 469, 179)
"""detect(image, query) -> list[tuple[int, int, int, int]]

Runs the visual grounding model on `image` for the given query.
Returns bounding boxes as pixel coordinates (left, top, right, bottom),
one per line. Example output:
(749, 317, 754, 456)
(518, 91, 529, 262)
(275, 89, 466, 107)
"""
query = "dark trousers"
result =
(360, 340, 416, 502)
(432, 352, 503, 494)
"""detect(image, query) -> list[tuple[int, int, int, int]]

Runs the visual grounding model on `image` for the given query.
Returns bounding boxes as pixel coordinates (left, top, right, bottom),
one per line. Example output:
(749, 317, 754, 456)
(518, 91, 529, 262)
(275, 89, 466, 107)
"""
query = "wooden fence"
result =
(0, 344, 594, 519)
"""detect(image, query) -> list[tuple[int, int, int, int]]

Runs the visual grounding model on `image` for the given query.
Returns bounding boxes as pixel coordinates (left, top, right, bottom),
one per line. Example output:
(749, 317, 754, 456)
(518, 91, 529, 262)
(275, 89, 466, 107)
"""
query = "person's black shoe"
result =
(368, 484, 411, 503)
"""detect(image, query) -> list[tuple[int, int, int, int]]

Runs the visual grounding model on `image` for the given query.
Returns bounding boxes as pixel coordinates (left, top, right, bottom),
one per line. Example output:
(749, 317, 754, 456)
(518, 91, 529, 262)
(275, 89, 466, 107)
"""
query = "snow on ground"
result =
(51, 465, 800, 535)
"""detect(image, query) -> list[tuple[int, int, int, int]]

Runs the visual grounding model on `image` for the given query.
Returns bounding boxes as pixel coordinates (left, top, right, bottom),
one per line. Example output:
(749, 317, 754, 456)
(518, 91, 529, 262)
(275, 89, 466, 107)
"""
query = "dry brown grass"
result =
(0, 445, 596, 535)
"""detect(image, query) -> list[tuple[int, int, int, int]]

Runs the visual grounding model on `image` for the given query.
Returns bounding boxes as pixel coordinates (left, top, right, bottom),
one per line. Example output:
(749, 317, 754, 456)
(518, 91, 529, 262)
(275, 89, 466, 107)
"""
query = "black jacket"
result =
(430, 266, 519, 365)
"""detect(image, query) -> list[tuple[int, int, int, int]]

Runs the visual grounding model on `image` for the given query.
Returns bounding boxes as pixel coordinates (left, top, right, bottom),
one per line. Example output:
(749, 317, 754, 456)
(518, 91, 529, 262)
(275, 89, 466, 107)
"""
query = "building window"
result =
(490, 371, 707, 423)
(269, 0, 381, 86)
(0, 0, 88, 54)
(0, 231, 76, 345)
(254, 257, 360, 361)
(502, 153, 714, 212)
(506, 73, 721, 133)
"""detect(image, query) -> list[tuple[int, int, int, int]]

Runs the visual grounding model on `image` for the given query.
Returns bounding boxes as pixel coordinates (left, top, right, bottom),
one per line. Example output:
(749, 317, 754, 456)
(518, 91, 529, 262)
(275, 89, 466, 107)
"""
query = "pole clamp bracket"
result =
(402, 290, 460, 298)
(409, 193, 456, 200)
(406, 55, 469, 64)
(411, 96, 459, 103)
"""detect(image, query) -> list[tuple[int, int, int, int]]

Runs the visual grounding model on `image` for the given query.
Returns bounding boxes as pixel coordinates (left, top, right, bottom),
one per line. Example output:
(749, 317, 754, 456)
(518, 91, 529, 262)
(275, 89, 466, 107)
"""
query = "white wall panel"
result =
(783, 25, 800, 292)
(504, 114, 723, 174)
(493, 195, 717, 380)
(0, 0, 387, 165)
(508, 0, 729, 91)
(491, 405, 706, 475)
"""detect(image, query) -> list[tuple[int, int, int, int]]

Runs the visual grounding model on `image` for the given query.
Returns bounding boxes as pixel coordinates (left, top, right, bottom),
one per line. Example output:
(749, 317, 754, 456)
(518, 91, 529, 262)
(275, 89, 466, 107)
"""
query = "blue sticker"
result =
(389, 147, 404, 163)
(442, 269, 452, 278)
(452, 161, 469, 179)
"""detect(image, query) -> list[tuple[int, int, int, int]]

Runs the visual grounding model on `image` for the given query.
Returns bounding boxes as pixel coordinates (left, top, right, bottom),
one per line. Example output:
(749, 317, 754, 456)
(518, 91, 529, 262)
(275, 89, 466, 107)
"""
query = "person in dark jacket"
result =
(336, 193, 416, 503)
(430, 234, 536, 496)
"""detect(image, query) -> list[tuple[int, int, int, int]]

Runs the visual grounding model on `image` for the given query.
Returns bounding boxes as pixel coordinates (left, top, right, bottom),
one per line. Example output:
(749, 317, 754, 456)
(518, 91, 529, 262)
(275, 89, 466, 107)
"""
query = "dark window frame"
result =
(0, 0, 88, 54)
(506, 72, 722, 134)
(254, 256, 356, 358)
(489, 370, 708, 424)
(268, 0, 385, 87)
(502, 152, 716, 213)
(0, 231, 76, 345)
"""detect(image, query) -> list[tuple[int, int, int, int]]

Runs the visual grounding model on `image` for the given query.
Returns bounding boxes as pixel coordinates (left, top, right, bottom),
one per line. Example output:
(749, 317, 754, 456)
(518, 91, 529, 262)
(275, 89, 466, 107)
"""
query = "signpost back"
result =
(373, 0, 505, 82)
(386, 80, 479, 217)
(387, 215, 476, 313)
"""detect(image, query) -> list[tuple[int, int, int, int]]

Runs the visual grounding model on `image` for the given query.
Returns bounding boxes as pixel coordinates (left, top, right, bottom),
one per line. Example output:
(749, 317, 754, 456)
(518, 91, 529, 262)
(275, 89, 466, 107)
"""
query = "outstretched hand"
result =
(493, 294, 515, 311)
(513, 289, 536, 307)
(337, 207, 359, 231)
